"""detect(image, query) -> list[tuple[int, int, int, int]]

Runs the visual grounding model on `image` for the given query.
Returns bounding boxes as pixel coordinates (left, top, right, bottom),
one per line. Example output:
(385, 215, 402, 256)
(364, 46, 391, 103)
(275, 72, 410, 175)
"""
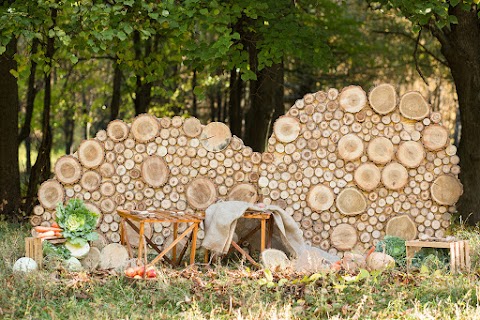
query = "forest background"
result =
(2, 0, 478, 222)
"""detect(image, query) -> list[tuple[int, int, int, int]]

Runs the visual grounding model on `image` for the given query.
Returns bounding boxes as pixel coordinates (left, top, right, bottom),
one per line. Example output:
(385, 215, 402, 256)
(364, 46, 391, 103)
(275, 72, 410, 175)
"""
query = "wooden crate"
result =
(25, 237, 43, 268)
(405, 240, 471, 273)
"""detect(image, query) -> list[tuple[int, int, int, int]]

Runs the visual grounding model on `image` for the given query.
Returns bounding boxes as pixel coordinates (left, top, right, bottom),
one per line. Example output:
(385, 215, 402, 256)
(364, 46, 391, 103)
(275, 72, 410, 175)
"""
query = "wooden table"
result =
(405, 239, 471, 273)
(205, 210, 274, 267)
(117, 209, 202, 267)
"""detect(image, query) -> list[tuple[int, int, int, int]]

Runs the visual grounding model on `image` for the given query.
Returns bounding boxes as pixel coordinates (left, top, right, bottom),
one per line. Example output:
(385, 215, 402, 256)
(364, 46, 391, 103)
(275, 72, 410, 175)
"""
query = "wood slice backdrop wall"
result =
(32, 83, 462, 258)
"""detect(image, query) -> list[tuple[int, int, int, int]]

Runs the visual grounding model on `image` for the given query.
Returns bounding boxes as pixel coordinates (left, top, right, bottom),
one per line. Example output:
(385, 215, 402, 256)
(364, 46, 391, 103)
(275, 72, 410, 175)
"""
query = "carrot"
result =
(34, 226, 62, 233)
(366, 246, 376, 258)
(54, 231, 62, 237)
(51, 222, 60, 228)
(36, 230, 55, 238)
(331, 260, 342, 271)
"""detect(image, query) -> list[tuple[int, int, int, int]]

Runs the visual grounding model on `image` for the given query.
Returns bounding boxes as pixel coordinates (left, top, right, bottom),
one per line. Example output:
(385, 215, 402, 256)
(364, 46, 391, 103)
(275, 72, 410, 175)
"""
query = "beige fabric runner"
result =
(202, 201, 338, 264)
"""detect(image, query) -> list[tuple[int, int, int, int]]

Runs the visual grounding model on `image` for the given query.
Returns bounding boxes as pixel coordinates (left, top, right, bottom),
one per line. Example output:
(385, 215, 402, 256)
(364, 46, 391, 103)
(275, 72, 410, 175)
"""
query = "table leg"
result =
(190, 222, 198, 265)
(204, 249, 209, 264)
(231, 241, 259, 267)
(267, 217, 274, 249)
(149, 224, 196, 267)
(260, 218, 266, 252)
(138, 222, 145, 265)
(173, 222, 178, 265)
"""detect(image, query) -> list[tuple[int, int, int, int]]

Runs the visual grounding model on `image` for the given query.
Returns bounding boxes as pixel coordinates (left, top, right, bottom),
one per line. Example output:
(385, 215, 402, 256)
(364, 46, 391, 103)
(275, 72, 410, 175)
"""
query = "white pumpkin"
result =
(342, 252, 366, 272)
(366, 252, 395, 271)
(65, 241, 90, 259)
(63, 257, 83, 272)
(13, 257, 38, 273)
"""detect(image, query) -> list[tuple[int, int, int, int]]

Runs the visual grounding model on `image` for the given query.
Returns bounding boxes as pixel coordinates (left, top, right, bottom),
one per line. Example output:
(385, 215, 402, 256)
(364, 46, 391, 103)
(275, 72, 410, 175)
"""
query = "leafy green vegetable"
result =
(412, 248, 450, 270)
(56, 199, 99, 246)
(43, 241, 71, 260)
(375, 236, 406, 267)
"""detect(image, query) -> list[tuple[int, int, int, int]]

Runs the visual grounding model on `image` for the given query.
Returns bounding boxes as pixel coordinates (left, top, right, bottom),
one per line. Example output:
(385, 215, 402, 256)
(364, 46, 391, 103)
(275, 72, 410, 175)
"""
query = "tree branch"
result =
(373, 29, 449, 67)
(414, 28, 429, 85)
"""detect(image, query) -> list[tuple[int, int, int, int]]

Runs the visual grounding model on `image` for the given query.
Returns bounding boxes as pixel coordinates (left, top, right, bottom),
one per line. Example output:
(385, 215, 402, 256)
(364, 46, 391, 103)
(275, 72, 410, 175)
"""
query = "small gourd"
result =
(366, 252, 395, 271)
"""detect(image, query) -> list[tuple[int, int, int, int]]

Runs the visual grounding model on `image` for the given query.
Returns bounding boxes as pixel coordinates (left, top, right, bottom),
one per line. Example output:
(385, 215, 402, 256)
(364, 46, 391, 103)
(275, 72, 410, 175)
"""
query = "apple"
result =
(124, 267, 136, 278)
(134, 266, 145, 277)
(146, 268, 157, 278)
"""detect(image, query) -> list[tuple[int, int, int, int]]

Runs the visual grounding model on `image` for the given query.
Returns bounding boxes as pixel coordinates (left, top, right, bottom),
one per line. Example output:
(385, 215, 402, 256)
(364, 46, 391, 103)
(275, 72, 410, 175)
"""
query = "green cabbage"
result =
(56, 199, 99, 246)
(375, 235, 406, 267)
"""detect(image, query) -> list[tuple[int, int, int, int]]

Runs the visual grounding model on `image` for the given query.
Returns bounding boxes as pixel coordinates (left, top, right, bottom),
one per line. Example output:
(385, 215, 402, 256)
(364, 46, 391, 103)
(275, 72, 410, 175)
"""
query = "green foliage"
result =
(375, 235, 407, 267)
(55, 199, 99, 246)
(371, 0, 479, 30)
(42, 240, 71, 260)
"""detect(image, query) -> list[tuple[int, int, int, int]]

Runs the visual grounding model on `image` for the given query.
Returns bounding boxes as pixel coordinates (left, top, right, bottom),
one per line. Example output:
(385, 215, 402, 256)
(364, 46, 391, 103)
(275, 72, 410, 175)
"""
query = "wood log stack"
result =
(262, 84, 461, 257)
(33, 115, 260, 251)
(31, 83, 462, 259)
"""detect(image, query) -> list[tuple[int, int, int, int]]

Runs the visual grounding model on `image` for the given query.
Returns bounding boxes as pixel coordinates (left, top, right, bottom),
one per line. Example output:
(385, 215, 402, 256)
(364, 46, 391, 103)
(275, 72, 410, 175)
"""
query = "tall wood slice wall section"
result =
(32, 83, 462, 258)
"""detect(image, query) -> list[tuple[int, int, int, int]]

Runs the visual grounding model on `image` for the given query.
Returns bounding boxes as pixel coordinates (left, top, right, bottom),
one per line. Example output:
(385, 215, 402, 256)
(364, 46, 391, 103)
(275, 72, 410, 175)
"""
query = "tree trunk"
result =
(64, 105, 75, 154)
(216, 83, 223, 122)
(434, 7, 480, 223)
(110, 62, 122, 121)
(228, 68, 243, 137)
(25, 8, 57, 215)
(133, 31, 152, 115)
(209, 91, 216, 122)
(18, 39, 39, 143)
(0, 37, 21, 219)
(244, 61, 284, 152)
(191, 68, 198, 118)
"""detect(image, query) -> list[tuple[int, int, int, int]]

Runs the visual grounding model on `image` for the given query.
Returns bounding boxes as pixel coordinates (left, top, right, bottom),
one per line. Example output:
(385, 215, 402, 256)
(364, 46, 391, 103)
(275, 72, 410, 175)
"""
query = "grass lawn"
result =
(1, 221, 480, 319)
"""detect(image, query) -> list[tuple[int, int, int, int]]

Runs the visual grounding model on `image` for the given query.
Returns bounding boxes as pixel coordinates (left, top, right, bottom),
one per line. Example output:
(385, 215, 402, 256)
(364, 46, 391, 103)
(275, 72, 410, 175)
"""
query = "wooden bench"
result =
(117, 209, 202, 267)
(405, 239, 471, 273)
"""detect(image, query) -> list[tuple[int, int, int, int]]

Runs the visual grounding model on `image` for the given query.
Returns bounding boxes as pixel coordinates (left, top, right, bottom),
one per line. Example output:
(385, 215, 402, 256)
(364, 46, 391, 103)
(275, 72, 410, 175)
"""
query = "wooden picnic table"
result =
(117, 209, 203, 267)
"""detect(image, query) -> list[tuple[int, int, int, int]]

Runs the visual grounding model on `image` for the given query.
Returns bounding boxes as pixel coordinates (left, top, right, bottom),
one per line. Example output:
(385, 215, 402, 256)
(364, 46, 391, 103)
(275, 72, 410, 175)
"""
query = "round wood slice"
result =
(385, 215, 417, 240)
(38, 179, 64, 210)
(367, 137, 394, 164)
(141, 156, 169, 188)
(307, 185, 335, 211)
(186, 178, 217, 210)
(100, 181, 115, 197)
(100, 198, 116, 213)
(106, 120, 129, 142)
(200, 122, 232, 152)
(381, 162, 408, 190)
(339, 85, 367, 113)
(368, 83, 397, 115)
(331, 224, 357, 251)
(354, 163, 381, 191)
(131, 114, 159, 143)
(399, 91, 430, 120)
(273, 116, 301, 143)
(422, 125, 449, 151)
(431, 174, 463, 205)
(99, 162, 115, 178)
(227, 183, 258, 203)
(183, 117, 202, 138)
(99, 243, 129, 269)
(336, 187, 367, 216)
(78, 139, 105, 169)
(396, 141, 425, 168)
(54, 156, 82, 185)
(80, 171, 102, 192)
(338, 134, 364, 161)
(81, 246, 101, 271)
